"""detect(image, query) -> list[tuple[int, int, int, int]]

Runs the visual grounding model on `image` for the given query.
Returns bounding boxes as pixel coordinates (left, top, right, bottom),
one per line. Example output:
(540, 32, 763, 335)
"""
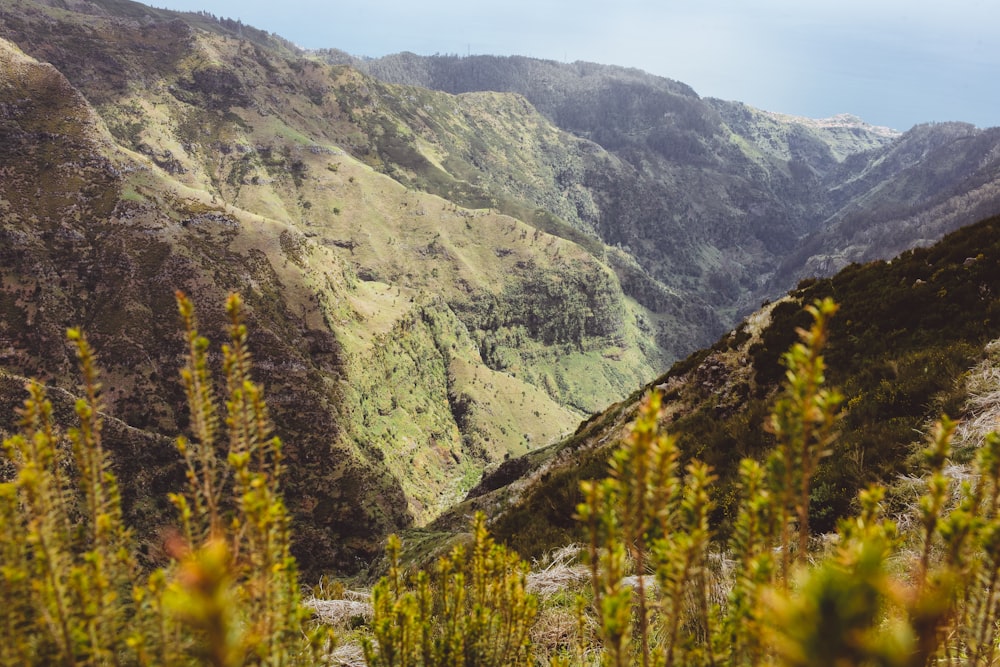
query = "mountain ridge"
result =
(347, 52, 1000, 320)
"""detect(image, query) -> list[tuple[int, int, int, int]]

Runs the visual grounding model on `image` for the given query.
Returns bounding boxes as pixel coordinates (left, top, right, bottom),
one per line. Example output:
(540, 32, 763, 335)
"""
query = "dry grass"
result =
(530, 605, 581, 658)
(304, 596, 373, 627)
(528, 544, 589, 595)
(327, 641, 367, 667)
(307, 594, 372, 667)
(953, 339, 1000, 451)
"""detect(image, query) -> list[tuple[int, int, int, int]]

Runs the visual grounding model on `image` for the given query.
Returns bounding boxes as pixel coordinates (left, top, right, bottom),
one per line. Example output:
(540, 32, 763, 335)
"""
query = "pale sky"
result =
(151, 0, 1000, 131)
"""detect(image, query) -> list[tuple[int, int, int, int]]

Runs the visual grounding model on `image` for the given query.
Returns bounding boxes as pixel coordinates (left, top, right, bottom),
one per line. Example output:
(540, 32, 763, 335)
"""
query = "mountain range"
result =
(1, 0, 1000, 575)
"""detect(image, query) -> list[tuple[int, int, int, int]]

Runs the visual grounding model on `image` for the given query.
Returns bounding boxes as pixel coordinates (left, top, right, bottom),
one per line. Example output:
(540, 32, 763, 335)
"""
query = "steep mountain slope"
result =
(438, 215, 1000, 560)
(0, 34, 412, 572)
(0, 1, 667, 574)
(341, 53, 1000, 325)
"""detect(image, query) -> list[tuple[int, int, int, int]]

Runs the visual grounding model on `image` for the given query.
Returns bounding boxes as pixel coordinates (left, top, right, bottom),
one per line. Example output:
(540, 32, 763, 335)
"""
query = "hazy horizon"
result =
(152, 0, 1000, 132)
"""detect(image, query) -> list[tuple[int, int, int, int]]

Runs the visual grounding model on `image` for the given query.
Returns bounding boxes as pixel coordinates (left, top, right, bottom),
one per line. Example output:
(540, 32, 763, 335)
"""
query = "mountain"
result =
(337, 52, 1000, 321)
(433, 214, 1000, 561)
(2, 0, 1000, 576)
(0, 0, 671, 574)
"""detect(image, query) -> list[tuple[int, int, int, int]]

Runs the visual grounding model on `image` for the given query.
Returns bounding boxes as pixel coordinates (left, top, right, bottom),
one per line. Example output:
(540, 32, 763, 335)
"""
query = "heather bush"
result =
(362, 512, 536, 667)
(567, 298, 1000, 666)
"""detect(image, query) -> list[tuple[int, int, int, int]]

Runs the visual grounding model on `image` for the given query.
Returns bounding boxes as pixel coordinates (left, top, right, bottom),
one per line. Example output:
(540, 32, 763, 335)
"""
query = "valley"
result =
(1, 0, 1000, 579)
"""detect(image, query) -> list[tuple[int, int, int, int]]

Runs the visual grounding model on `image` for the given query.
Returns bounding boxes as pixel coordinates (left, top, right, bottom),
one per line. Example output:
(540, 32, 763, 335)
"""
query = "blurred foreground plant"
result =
(0, 292, 324, 666)
(6, 291, 1000, 666)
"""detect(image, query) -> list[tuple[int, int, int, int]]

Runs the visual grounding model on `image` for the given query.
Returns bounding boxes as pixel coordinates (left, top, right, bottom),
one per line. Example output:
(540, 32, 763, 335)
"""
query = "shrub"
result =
(0, 293, 325, 666)
(363, 512, 536, 667)
(568, 298, 1000, 666)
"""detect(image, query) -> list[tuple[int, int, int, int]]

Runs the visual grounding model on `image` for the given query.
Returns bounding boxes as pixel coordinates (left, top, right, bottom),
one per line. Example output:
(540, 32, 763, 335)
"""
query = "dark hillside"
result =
(453, 214, 1000, 560)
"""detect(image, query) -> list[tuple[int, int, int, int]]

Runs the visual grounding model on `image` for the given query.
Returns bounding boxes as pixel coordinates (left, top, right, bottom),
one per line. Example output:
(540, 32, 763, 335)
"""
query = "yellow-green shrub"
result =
(0, 293, 323, 666)
(573, 298, 1000, 666)
(363, 511, 537, 667)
